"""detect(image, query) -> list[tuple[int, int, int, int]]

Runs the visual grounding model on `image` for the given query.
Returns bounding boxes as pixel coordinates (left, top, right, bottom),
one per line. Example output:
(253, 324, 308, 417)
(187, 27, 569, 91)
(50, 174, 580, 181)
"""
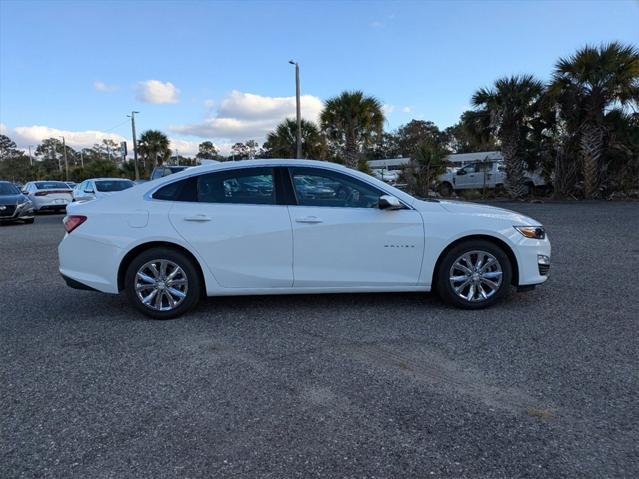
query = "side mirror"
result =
(84, 189, 94, 194)
(379, 195, 403, 210)
(21, 190, 28, 195)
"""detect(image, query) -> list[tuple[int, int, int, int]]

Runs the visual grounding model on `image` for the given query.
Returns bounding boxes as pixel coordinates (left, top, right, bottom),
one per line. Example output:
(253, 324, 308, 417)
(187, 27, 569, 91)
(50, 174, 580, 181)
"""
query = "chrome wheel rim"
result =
(449, 250, 503, 303)
(135, 259, 188, 311)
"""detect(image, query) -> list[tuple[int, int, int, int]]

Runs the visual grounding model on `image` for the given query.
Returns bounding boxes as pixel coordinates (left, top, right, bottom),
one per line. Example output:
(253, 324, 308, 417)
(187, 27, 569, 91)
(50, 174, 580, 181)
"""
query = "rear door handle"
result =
(295, 216, 323, 224)
(184, 214, 212, 222)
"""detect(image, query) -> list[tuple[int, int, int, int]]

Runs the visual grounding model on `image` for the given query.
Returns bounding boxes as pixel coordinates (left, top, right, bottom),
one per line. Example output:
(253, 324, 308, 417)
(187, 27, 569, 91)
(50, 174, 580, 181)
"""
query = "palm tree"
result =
(138, 130, 170, 169)
(320, 90, 384, 169)
(403, 141, 449, 197)
(264, 118, 326, 159)
(471, 75, 544, 198)
(550, 42, 639, 198)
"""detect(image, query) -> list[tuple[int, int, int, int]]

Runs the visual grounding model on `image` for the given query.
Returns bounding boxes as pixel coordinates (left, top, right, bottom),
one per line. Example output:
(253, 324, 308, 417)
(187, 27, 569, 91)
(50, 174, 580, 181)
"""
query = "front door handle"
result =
(184, 214, 212, 222)
(295, 216, 323, 224)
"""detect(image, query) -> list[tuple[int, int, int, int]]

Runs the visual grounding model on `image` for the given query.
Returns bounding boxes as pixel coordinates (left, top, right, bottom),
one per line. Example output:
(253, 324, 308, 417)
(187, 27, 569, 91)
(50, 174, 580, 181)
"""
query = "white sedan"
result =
(59, 159, 551, 319)
(22, 181, 73, 212)
(72, 178, 135, 202)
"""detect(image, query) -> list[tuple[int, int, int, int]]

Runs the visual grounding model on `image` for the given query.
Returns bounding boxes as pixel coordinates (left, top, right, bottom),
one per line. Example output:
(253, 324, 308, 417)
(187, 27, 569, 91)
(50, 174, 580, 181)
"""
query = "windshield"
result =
(95, 180, 134, 192)
(35, 181, 70, 190)
(0, 183, 19, 195)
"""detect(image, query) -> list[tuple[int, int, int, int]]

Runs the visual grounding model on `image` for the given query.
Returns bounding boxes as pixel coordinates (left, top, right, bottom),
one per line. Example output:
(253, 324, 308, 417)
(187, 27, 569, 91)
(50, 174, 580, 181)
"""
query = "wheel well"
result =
(432, 235, 519, 288)
(117, 241, 206, 292)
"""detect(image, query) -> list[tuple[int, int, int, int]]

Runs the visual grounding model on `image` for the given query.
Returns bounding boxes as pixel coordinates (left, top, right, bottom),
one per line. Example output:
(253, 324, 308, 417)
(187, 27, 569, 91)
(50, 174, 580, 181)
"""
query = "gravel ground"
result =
(1, 202, 638, 478)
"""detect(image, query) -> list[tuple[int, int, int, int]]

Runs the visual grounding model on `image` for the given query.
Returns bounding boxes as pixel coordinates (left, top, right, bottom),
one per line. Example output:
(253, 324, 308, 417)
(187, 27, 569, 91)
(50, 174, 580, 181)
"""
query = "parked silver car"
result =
(21, 181, 73, 212)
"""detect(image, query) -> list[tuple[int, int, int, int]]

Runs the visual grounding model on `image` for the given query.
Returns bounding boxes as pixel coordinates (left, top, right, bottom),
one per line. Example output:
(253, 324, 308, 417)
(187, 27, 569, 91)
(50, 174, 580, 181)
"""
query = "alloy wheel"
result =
(448, 250, 503, 303)
(134, 259, 189, 311)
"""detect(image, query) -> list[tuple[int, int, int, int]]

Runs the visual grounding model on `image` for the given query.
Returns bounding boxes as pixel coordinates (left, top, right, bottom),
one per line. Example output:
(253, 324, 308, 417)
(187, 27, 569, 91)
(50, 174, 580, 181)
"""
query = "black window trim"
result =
(147, 163, 414, 210)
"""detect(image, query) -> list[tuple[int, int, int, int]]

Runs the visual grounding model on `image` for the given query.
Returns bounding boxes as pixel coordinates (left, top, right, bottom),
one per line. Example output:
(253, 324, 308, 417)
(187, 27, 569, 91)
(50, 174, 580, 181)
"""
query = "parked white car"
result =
(372, 169, 400, 184)
(436, 161, 546, 196)
(59, 159, 551, 319)
(72, 178, 135, 202)
(22, 180, 73, 212)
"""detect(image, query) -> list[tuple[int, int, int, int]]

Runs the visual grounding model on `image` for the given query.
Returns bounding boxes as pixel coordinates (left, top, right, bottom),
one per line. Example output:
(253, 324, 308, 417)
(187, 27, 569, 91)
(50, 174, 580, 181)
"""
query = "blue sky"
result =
(1, 0, 638, 155)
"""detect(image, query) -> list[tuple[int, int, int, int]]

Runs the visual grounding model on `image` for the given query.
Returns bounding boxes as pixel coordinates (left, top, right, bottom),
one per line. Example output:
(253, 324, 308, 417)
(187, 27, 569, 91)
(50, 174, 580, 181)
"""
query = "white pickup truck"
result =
(436, 161, 546, 196)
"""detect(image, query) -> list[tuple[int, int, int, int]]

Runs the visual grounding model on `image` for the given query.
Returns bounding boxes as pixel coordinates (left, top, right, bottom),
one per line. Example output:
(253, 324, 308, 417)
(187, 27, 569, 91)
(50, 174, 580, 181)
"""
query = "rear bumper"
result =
(58, 233, 123, 294)
(33, 197, 71, 211)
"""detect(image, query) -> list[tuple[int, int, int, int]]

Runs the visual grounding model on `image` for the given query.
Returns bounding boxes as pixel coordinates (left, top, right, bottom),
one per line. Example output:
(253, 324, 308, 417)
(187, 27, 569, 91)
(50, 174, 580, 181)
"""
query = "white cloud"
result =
(402, 106, 413, 113)
(2, 123, 236, 158)
(169, 138, 234, 157)
(4, 124, 126, 151)
(136, 80, 180, 104)
(170, 90, 324, 142)
(93, 80, 118, 92)
(203, 99, 215, 109)
(382, 104, 395, 115)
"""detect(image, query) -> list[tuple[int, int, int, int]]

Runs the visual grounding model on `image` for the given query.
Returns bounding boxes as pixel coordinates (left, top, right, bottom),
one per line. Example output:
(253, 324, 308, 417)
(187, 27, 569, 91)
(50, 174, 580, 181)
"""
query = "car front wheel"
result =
(124, 247, 201, 319)
(436, 240, 512, 309)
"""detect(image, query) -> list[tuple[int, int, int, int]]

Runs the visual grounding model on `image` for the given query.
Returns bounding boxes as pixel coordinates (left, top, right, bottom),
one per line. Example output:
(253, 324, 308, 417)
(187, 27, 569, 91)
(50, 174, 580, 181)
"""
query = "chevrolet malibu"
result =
(59, 159, 551, 319)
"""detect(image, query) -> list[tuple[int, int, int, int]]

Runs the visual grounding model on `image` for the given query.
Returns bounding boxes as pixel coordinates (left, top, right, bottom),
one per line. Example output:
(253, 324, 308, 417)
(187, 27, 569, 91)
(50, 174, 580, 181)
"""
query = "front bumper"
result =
(513, 236, 551, 286)
(0, 203, 35, 221)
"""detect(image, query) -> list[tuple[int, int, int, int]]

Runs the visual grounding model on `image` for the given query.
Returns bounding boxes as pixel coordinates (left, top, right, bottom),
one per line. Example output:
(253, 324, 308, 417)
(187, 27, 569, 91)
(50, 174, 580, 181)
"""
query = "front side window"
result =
(198, 168, 275, 205)
(289, 167, 383, 208)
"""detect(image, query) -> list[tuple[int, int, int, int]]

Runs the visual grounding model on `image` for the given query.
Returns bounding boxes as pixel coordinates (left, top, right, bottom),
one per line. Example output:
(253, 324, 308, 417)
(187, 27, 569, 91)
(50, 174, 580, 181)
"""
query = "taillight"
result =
(63, 215, 87, 233)
(35, 191, 47, 196)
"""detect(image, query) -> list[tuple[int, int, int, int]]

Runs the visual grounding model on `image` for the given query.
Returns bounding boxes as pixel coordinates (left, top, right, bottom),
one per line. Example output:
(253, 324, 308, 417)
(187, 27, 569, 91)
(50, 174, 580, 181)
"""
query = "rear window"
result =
(95, 180, 134, 192)
(35, 182, 70, 190)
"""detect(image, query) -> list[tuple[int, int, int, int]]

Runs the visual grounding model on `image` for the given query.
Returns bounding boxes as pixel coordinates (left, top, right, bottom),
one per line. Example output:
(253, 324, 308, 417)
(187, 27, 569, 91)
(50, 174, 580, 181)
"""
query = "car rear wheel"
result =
(124, 247, 201, 319)
(438, 182, 453, 197)
(435, 240, 512, 309)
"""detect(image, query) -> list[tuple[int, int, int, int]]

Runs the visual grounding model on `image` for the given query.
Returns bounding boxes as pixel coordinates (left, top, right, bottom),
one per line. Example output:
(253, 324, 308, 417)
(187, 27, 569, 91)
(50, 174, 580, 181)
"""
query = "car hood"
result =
(0, 194, 26, 205)
(415, 199, 541, 225)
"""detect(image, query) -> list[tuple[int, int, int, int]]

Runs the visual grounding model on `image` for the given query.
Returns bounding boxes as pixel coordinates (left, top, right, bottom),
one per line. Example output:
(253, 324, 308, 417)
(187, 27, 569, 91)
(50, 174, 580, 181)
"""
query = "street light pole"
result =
(128, 111, 140, 180)
(289, 60, 302, 159)
(28, 145, 33, 166)
(61, 136, 69, 180)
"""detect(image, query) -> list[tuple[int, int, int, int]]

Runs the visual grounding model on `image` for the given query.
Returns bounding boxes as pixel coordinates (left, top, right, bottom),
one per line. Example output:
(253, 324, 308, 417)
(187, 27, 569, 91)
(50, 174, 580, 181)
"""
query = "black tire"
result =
(124, 247, 202, 319)
(23, 218, 34, 224)
(438, 182, 453, 197)
(524, 182, 534, 197)
(435, 240, 512, 309)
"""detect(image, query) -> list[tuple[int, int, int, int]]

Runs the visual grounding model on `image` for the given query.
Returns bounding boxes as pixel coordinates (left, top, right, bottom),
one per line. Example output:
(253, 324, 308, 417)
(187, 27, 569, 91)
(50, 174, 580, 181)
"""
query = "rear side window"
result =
(197, 168, 274, 205)
(152, 177, 197, 202)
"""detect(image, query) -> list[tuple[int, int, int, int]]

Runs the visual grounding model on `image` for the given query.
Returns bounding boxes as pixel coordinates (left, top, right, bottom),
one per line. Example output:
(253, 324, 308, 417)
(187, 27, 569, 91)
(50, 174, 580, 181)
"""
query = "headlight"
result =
(514, 225, 546, 239)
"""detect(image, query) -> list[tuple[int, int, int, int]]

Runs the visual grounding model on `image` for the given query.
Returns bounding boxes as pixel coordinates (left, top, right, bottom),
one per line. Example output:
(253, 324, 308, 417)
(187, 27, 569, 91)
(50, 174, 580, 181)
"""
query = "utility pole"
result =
(289, 60, 302, 158)
(28, 146, 33, 166)
(80, 149, 84, 168)
(176, 149, 179, 165)
(61, 137, 69, 180)
(128, 111, 140, 180)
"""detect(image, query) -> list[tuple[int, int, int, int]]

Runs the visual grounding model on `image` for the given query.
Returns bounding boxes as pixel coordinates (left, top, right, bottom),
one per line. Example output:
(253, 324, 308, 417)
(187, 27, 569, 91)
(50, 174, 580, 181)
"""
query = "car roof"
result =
(88, 177, 134, 181)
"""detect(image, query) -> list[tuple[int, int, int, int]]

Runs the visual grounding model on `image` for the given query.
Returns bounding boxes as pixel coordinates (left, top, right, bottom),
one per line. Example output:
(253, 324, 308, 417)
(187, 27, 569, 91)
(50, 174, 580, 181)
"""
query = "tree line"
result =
(1, 42, 637, 198)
